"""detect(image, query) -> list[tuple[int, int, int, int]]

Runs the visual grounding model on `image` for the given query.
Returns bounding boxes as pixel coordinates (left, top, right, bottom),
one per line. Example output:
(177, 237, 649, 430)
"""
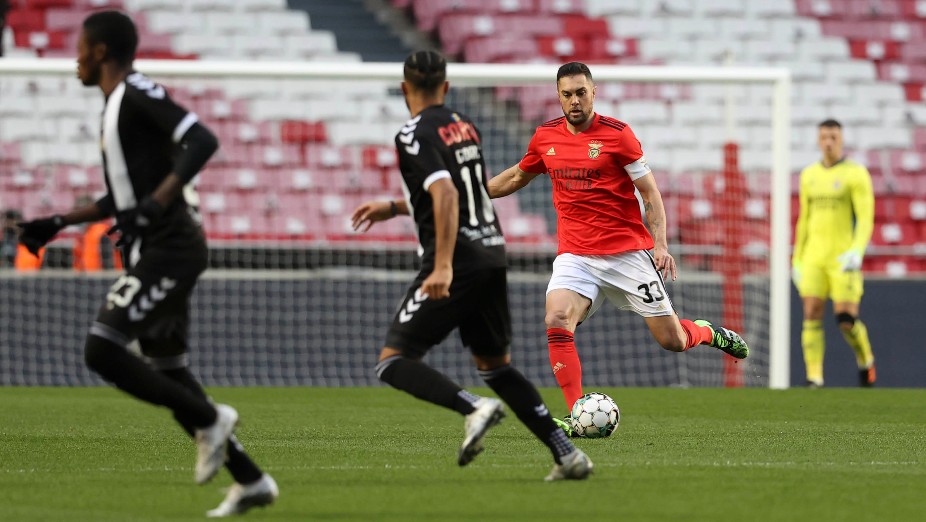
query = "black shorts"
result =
(385, 267, 512, 358)
(89, 247, 207, 364)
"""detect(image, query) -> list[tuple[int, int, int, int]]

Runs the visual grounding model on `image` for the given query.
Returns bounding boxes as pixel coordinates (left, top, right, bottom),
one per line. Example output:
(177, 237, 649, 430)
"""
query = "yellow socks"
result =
(841, 320, 875, 369)
(802, 320, 825, 384)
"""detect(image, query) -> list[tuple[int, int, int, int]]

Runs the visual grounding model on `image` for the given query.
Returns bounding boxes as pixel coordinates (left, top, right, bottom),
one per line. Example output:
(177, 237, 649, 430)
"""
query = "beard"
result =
(78, 65, 100, 87)
(565, 108, 591, 126)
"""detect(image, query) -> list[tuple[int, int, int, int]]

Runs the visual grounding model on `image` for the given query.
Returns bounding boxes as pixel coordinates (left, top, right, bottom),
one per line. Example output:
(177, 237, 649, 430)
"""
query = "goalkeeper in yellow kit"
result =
(792, 119, 876, 387)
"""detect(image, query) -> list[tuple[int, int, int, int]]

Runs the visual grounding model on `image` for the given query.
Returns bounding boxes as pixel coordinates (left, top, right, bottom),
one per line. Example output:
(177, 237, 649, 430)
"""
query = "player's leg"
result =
(545, 254, 601, 412)
(375, 275, 489, 418)
(798, 263, 829, 387)
(376, 273, 505, 466)
(466, 269, 590, 480)
(831, 270, 875, 386)
(545, 289, 591, 411)
(85, 272, 218, 427)
(137, 292, 266, 488)
(139, 329, 276, 515)
(594, 250, 749, 358)
(85, 259, 236, 485)
(376, 347, 486, 416)
(157, 366, 277, 516)
(474, 354, 591, 480)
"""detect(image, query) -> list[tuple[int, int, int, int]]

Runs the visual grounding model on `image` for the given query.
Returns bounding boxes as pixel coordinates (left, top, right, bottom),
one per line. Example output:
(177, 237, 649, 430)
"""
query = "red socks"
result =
(679, 319, 713, 349)
(547, 328, 583, 409)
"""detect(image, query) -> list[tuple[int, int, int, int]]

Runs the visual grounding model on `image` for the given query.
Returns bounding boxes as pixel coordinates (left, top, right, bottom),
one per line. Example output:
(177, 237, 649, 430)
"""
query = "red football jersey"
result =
(518, 113, 655, 255)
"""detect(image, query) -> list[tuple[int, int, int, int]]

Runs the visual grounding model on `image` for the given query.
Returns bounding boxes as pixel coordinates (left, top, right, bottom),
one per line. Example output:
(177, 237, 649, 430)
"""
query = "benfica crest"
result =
(588, 140, 603, 159)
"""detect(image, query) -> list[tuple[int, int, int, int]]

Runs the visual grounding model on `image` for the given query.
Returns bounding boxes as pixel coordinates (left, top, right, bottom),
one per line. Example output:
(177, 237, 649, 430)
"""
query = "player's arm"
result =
(633, 172, 676, 281)
(351, 199, 409, 232)
(17, 199, 107, 255)
(792, 171, 810, 281)
(486, 163, 542, 198)
(488, 131, 545, 198)
(839, 166, 875, 271)
(422, 177, 458, 299)
(850, 167, 875, 251)
(154, 123, 219, 207)
(123, 81, 219, 226)
(108, 122, 217, 247)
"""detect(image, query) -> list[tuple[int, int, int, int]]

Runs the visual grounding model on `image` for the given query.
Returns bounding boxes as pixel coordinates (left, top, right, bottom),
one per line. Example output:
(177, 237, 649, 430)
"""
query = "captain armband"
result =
(624, 157, 651, 181)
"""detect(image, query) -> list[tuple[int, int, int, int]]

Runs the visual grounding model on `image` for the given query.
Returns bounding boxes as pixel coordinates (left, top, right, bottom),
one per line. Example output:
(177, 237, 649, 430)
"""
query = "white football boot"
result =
(458, 397, 505, 466)
(545, 448, 593, 481)
(195, 404, 238, 485)
(207, 473, 279, 517)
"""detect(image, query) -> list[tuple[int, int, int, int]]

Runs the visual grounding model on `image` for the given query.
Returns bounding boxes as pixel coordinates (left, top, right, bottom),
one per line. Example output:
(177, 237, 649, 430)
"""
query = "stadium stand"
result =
(2, 0, 926, 271)
(0, 0, 555, 246)
(388, 0, 926, 273)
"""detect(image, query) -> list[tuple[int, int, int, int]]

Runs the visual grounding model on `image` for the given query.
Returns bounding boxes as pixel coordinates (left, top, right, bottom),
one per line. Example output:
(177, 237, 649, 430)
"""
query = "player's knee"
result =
(473, 354, 509, 371)
(544, 310, 571, 330)
(375, 354, 403, 385)
(656, 332, 686, 352)
(835, 312, 856, 330)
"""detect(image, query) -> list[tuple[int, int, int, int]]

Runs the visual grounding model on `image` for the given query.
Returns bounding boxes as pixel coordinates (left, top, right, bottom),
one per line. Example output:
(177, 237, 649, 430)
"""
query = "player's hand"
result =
(420, 266, 452, 300)
(791, 261, 802, 285)
(351, 200, 394, 233)
(17, 215, 65, 255)
(108, 197, 163, 248)
(837, 248, 863, 272)
(652, 245, 677, 281)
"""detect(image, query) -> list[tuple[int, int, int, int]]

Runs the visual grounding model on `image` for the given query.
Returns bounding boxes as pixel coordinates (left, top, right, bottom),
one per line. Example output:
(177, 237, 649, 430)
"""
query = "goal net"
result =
(0, 59, 791, 388)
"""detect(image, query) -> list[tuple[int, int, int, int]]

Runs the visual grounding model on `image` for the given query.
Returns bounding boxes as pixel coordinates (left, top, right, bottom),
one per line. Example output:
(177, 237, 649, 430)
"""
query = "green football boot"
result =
(694, 320, 749, 359)
(553, 415, 575, 438)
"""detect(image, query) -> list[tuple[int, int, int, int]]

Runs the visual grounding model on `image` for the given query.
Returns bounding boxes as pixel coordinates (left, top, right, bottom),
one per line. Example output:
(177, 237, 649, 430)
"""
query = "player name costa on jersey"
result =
(395, 105, 506, 272)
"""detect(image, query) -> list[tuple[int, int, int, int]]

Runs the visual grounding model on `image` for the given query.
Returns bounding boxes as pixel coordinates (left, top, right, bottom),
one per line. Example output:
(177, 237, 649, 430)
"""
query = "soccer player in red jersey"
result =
(487, 62, 750, 431)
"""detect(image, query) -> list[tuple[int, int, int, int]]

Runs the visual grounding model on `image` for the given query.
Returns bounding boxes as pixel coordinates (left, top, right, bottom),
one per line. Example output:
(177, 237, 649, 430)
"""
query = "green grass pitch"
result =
(0, 387, 924, 521)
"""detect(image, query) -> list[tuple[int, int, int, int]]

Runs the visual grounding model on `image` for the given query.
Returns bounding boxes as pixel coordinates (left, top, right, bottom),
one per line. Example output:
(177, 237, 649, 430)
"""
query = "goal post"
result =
(0, 58, 791, 389)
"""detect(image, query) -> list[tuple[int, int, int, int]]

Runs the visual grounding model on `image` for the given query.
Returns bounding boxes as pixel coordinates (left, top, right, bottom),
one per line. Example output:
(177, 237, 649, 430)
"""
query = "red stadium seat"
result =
(871, 222, 917, 245)
(280, 120, 327, 144)
(463, 36, 539, 63)
(7, 10, 47, 33)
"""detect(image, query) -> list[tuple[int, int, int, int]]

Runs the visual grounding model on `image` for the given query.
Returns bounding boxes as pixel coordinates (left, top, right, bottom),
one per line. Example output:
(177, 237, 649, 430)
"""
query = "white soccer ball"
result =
(569, 392, 620, 438)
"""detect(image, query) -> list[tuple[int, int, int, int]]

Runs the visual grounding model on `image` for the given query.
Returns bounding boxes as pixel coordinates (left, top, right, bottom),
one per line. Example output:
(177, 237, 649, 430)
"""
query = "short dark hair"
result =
(557, 62, 593, 83)
(83, 10, 138, 67)
(819, 119, 842, 129)
(403, 50, 447, 92)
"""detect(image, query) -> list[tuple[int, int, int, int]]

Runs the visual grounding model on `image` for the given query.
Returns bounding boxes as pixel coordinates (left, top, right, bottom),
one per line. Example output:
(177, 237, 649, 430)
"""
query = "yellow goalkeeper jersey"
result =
(793, 158, 874, 266)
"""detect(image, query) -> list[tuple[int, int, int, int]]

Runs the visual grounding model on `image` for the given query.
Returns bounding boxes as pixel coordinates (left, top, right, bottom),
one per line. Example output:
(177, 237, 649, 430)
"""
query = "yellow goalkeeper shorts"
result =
(797, 261, 864, 303)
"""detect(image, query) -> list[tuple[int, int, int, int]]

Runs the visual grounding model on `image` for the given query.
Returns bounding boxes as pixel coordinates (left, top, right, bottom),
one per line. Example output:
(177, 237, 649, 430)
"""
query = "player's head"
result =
(556, 62, 596, 128)
(817, 119, 843, 160)
(402, 50, 448, 103)
(77, 11, 138, 86)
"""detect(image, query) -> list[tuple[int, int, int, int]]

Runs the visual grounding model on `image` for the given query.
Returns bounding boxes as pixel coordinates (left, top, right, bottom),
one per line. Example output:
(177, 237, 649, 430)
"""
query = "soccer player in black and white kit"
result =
(16, 11, 277, 517)
(351, 50, 592, 481)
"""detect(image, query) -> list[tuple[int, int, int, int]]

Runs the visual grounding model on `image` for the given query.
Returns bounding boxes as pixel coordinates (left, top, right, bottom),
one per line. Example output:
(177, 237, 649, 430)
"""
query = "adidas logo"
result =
(546, 147, 556, 156)
(552, 362, 565, 374)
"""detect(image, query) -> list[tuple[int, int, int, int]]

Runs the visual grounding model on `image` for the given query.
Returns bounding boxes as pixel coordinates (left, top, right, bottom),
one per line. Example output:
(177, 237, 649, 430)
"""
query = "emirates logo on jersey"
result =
(588, 140, 603, 159)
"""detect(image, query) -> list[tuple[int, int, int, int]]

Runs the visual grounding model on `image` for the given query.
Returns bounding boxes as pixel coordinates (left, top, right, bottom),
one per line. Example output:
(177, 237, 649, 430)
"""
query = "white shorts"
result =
(546, 251, 675, 321)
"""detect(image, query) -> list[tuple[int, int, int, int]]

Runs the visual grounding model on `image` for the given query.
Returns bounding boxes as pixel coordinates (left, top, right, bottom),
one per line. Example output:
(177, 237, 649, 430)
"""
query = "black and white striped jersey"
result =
(395, 104, 506, 273)
(98, 71, 205, 251)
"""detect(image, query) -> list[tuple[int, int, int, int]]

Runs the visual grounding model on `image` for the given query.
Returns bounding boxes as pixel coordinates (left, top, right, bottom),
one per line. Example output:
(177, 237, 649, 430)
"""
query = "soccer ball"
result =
(569, 392, 620, 438)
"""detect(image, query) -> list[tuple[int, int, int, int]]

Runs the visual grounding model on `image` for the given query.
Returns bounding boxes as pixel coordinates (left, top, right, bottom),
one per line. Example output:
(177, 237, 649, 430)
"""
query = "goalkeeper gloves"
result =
(837, 248, 864, 272)
(109, 197, 164, 249)
(18, 215, 66, 255)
